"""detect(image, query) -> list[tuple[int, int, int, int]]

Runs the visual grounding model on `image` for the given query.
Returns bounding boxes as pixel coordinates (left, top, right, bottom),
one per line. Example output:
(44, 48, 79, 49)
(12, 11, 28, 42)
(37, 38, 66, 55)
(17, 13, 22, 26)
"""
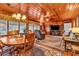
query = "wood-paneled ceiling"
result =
(0, 3, 79, 25)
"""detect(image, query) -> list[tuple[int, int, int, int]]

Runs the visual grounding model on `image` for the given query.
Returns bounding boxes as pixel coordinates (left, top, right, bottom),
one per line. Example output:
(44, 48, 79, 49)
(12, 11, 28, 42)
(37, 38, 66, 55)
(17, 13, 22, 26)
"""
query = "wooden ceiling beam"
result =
(0, 4, 18, 14)
(46, 4, 61, 20)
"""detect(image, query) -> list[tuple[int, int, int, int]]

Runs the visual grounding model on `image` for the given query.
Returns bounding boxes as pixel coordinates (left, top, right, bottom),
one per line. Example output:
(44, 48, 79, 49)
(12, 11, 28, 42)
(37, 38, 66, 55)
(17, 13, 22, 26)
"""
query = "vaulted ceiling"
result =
(0, 3, 79, 25)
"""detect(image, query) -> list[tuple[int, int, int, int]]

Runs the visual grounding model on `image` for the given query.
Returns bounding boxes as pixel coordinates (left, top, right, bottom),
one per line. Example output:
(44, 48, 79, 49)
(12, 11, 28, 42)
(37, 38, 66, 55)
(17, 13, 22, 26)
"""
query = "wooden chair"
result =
(11, 35, 25, 56)
(25, 33, 35, 50)
(0, 40, 14, 56)
(23, 33, 35, 55)
(0, 40, 4, 56)
(16, 33, 35, 56)
(12, 33, 35, 56)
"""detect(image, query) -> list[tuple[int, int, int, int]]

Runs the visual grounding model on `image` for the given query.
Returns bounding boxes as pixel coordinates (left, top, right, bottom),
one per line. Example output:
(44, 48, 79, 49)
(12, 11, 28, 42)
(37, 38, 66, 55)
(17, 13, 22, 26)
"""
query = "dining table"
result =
(0, 36, 29, 55)
(0, 36, 28, 46)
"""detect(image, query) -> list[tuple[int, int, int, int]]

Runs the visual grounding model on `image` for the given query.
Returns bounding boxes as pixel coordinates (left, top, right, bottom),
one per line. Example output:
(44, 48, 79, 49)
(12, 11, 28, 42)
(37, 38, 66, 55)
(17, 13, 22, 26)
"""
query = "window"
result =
(46, 26, 50, 32)
(9, 21, 18, 31)
(20, 23, 26, 33)
(0, 20, 7, 35)
(29, 23, 34, 32)
(34, 24, 40, 30)
(64, 23, 72, 32)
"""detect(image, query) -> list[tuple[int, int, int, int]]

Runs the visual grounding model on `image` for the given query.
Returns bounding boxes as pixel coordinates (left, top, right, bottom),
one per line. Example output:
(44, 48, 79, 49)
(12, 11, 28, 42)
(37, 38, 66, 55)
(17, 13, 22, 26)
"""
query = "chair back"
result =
(0, 40, 4, 47)
(25, 33, 35, 50)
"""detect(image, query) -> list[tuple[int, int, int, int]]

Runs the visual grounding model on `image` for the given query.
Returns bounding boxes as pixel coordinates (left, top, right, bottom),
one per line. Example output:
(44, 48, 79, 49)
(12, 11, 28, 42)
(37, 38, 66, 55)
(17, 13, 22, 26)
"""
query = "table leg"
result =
(64, 41, 66, 51)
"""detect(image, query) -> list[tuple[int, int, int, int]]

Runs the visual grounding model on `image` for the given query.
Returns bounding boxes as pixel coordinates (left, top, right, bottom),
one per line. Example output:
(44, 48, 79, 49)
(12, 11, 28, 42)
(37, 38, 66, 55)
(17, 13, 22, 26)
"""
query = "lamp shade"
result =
(16, 16, 20, 19)
(17, 13, 21, 17)
(22, 15, 26, 20)
(71, 27, 79, 33)
(46, 18, 49, 21)
(12, 13, 26, 20)
(12, 14, 17, 17)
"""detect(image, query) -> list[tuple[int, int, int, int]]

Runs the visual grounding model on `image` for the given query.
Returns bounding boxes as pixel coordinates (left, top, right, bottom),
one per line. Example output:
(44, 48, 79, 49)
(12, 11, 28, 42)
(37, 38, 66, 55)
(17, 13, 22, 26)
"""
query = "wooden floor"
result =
(2, 35, 79, 56)
(2, 35, 64, 56)
(34, 35, 64, 56)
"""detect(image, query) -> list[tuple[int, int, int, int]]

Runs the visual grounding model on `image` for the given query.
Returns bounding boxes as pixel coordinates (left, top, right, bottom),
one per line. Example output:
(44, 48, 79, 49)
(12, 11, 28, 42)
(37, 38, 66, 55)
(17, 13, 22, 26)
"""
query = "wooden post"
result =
(25, 4, 29, 34)
(40, 23, 46, 34)
(72, 18, 76, 27)
(7, 21, 9, 35)
(18, 19, 20, 34)
(26, 18, 29, 33)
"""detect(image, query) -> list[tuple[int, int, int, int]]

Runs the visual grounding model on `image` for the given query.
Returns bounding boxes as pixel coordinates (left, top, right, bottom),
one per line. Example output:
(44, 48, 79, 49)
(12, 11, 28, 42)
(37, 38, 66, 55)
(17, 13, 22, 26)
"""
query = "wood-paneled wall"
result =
(72, 17, 79, 27)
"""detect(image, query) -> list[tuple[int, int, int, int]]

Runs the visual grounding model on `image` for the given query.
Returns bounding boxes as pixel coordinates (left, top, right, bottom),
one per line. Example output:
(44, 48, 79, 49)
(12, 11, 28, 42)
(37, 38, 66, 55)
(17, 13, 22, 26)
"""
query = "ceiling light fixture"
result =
(12, 14, 17, 18)
(12, 4, 27, 20)
(46, 18, 49, 21)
